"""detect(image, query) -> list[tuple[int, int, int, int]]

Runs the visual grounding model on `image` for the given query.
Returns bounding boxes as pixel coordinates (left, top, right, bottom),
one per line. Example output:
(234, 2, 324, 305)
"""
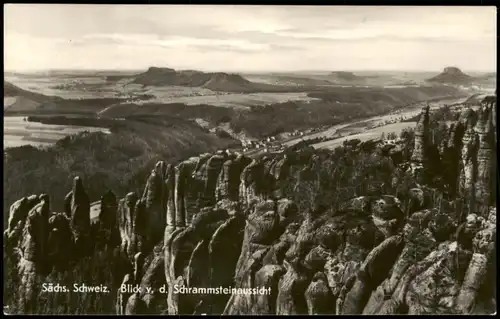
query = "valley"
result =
(4, 66, 488, 152)
(3, 4, 497, 316)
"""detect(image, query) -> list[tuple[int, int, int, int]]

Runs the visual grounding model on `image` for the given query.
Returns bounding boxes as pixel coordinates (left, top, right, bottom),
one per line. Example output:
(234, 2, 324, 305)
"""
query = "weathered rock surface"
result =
(117, 192, 145, 260)
(90, 190, 118, 250)
(65, 177, 91, 255)
(4, 100, 497, 315)
(411, 105, 430, 164)
(15, 195, 51, 313)
(47, 212, 74, 271)
(5, 195, 41, 251)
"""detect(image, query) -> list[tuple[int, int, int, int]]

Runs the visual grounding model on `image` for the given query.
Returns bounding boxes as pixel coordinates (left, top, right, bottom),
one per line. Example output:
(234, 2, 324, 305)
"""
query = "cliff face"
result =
(4, 99, 497, 315)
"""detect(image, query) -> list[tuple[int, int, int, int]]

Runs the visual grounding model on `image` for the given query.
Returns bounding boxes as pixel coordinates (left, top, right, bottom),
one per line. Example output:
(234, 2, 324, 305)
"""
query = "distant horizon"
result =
(3, 66, 496, 75)
(4, 5, 496, 73)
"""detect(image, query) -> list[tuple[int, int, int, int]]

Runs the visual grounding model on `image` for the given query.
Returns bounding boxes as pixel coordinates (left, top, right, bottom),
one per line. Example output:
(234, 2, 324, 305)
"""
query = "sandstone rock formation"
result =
(454, 102, 497, 214)
(474, 107, 495, 207)
(65, 177, 91, 255)
(47, 212, 74, 271)
(117, 192, 147, 261)
(426, 67, 474, 85)
(16, 194, 51, 313)
(141, 161, 174, 245)
(411, 105, 430, 164)
(408, 105, 431, 184)
(4, 98, 497, 315)
(5, 195, 41, 251)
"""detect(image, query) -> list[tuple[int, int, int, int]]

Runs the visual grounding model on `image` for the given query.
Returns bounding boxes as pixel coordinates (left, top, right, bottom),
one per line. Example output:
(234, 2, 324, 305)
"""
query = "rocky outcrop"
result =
(459, 113, 479, 199)
(4, 101, 497, 315)
(426, 67, 474, 85)
(174, 156, 199, 227)
(129, 67, 262, 93)
(5, 195, 41, 251)
(65, 177, 91, 255)
(440, 122, 465, 196)
(454, 101, 497, 214)
(216, 153, 252, 202)
(163, 203, 245, 315)
(411, 105, 430, 165)
(141, 161, 172, 245)
(117, 192, 148, 261)
(16, 195, 51, 313)
(456, 211, 496, 314)
(91, 190, 118, 250)
(474, 107, 495, 207)
(482, 95, 496, 133)
(47, 212, 74, 271)
(409, 105, 431, 184)
(19, 195, 51, 265)
(239, 159, 266, 206)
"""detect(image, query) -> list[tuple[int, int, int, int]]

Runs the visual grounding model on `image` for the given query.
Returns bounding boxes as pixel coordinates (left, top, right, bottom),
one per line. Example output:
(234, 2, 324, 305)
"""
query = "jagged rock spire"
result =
(474, 102, 496, 208)
(411, 104, 430, 163)
(5, 139, 499, 315)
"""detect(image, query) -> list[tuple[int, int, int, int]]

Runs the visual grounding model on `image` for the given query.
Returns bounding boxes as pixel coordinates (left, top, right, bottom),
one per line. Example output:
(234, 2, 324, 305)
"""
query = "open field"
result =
(5, 74, 117, 99)
(133, 91, 319, 109)
(313, 122, 418, 150)
(308, 94, 478, 151)
(3, 116, 110, 148)
(5, 74, 321, 108)
(280, 95, 470, 148)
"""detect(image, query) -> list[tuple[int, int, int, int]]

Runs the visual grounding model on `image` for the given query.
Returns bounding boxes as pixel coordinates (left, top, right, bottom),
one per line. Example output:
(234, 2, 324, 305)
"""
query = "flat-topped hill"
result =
(426, 67, 474, 85)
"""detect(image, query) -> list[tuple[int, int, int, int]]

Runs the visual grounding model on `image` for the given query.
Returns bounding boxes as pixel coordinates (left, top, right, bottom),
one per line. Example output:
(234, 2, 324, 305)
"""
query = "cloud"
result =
(3, 5, 496, 72)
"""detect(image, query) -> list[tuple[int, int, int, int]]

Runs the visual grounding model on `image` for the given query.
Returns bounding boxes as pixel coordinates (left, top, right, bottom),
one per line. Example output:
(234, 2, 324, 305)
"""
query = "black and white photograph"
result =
(3, 4, 497, 315)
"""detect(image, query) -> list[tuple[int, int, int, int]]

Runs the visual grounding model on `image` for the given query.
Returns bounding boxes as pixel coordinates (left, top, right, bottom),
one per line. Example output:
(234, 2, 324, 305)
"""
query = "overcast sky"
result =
(4, 5, 497, 73)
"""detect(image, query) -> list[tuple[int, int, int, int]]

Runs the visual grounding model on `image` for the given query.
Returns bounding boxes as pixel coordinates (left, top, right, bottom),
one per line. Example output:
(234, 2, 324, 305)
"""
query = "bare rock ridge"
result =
(3, 96, 497, 314)
(426, 67, 474, 85)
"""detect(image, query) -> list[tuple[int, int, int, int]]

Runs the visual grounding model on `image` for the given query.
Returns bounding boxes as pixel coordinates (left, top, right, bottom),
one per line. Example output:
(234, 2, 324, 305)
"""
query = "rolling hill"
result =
(3, 81, 63, 112)
(473, 72, 497, 87)
(97, 84, 467, 139)
(4, 81, 136, 115)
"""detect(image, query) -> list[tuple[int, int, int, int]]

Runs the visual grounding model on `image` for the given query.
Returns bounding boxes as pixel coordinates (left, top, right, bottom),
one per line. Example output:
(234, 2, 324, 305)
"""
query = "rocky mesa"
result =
(110, 66, 289, 93)
(426, 67, 475, 85)
(329, 71, 366, 82)
(3, 95, 497, 315)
